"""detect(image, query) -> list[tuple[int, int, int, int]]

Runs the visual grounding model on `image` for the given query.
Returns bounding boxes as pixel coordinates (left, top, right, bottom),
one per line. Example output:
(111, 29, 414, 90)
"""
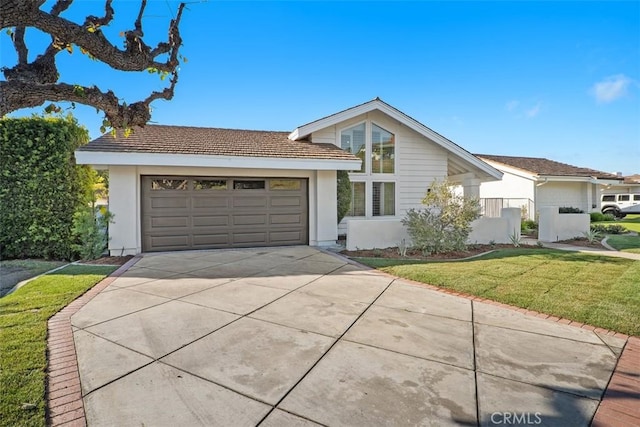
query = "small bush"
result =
(521, 219, 538, 232)
(402, 181, 481, 254)
(559, 207, 584, 214)
(591, 224, 628, 235)
(71, 206, 114, 260)
(590, 212, 616, 222)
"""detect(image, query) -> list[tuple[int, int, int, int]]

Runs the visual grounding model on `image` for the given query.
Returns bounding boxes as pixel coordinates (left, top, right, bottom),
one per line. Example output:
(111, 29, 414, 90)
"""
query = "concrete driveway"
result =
(70, 247, 626, 426)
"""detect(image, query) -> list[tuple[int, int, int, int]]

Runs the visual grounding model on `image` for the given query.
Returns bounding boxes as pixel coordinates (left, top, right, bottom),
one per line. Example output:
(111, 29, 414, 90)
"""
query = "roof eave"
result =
(75, 151, 361, 171)
(290, 99, 502, 181)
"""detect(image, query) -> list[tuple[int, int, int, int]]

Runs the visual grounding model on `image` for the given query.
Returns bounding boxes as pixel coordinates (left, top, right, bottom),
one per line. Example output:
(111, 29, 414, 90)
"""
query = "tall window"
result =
(349, 182, 366, 216)
(371, 124, 394, 174)
(341, 123, 366, 173)
(372, 182, 395, 216)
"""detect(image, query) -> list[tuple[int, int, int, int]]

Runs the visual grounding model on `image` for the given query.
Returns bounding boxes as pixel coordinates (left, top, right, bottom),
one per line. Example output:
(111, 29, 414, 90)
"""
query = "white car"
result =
(601, 194, 640, 218)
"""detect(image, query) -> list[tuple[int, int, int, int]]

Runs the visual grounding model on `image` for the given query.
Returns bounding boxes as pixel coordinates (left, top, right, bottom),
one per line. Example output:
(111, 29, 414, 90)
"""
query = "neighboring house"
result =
(75, 98, 502, 255)
(476, 155, 625, 218)
(602, 174, 640, 195)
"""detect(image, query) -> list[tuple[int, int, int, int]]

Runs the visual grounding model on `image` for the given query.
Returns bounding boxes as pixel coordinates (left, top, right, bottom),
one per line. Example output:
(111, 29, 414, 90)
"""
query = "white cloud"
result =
(506, 100, 519, 111)
(525, 102, 541, 118)
(591, 74, 632, 103)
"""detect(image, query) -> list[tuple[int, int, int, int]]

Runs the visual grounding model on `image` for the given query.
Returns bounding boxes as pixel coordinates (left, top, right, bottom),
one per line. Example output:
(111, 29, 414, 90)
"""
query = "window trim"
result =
(339, 120, 368, 175)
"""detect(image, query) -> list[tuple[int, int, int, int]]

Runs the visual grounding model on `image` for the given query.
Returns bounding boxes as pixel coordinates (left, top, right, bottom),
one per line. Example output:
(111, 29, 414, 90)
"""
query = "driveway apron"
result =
(69, 247, 627, 426)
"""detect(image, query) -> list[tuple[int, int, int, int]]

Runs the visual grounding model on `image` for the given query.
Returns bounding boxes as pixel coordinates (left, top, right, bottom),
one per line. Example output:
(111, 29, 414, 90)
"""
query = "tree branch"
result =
(50, 0, 73, 17)
(0, 80, 157, 128)
(12, 27, 28, 65)
(84, 0, 114, 29)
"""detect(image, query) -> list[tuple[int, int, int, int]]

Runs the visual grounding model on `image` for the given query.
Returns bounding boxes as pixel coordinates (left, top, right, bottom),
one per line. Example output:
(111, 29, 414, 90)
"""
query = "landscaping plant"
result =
(336, 170, 352, 224)
(402, 180, 481, 254)
(0, 116, 94, 259)
(591, 224, 628, 235)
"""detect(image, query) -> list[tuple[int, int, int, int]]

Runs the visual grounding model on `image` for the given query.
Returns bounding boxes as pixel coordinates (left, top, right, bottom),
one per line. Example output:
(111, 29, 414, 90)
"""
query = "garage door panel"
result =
(233, 232, 267, 244)
(270, 230, 304, 242)
(150, 216, 189, 228)
(151, 197, 189, 209)
(149, 235, 190, 249)
(193, 234, 230, 246)
(233, 197, 268, 208)
(192, 196, 230, 209)
(142, 176, 307, 252)
(270, 214, 301, 225)
(233, 214, 267, 226)
(270, 196, 302, 207)
(192, 216, 229, 227)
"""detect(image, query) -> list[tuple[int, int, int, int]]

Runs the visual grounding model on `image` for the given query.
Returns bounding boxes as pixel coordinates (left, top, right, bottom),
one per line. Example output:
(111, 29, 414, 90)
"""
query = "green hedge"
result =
(0, 117, 92, 259)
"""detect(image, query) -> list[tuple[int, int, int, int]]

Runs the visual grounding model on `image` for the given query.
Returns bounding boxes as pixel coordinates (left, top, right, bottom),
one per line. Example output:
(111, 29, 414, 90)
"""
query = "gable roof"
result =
(289, 98, 502, 181)
(78, 125, 358, 161)
(476, 154, 620, 180)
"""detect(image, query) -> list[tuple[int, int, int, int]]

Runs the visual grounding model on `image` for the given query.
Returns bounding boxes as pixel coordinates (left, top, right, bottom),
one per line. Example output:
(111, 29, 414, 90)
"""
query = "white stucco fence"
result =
(537, 206, 590, 242)
(346, 208, 521, 250)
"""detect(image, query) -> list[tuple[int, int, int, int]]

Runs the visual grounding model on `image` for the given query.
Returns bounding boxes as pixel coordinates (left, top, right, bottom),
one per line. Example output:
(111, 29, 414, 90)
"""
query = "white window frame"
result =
(338, 120, 398, 219)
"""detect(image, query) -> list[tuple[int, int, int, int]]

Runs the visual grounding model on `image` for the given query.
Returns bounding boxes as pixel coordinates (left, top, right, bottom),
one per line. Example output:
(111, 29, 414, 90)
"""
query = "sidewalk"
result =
(521, 238, 640, 261)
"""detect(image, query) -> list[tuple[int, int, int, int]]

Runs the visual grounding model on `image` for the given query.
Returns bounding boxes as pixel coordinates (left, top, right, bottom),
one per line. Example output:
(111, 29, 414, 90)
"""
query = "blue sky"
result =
(3, 1, 639, 174)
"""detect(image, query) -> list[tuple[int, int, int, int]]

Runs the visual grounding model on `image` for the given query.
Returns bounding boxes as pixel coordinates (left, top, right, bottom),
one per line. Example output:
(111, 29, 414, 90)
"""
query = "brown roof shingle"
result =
(78, 125, 358, 161)
(475, 154, 620, 180)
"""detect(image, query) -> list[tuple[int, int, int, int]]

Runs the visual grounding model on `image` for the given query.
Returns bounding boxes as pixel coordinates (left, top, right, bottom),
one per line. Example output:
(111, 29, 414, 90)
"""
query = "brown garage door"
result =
(141, 176, 308, 252)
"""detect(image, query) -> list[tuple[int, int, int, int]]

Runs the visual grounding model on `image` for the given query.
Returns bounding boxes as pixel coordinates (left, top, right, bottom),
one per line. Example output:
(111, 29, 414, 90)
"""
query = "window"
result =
(618, 195, 630, 202)
(634, 195, 640, 201)
(194, 179, 227, 190)
(602, 195, 615, 202)
(372, 182, 395, 216)
(341, 123, 366, 173)
(151, 179, 188, 190)
(348, 182, 366, 216)
(233, 180, 265, 190)
(371, 124, 394, 174)
(270, 179, 301, 190)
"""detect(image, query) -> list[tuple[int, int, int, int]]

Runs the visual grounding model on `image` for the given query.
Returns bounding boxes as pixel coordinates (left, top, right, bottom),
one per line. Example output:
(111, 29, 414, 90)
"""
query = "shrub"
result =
(559, 207, 584, 214)
(0, 116, 93, 259)
(590, 224, 628, 235)
(336, 170, 351, 224)
(521, 219, 538, 233)
(402, 180, 481, 254)
(72, 206, 114, 260)
(590, 212, 616, 222)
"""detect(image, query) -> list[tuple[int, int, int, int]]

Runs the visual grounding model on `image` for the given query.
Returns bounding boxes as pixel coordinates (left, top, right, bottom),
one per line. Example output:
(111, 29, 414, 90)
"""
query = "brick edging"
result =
(329, 251, 639, 426)
(46, 256, 140, 426)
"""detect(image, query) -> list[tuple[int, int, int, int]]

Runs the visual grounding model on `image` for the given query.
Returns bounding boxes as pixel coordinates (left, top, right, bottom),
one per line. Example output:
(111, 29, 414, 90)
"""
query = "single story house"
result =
(476, 155, 625, 218)
(75, 98, 503, 255)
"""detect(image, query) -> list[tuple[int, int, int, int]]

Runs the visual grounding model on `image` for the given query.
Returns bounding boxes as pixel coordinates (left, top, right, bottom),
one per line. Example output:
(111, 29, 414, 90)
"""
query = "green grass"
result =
(606, 235, 640, 253)
(0, 260, 67, 296)
(594, 214, 640, 233)
(358, 249, 640, 336)
(0, 265, 117, 427)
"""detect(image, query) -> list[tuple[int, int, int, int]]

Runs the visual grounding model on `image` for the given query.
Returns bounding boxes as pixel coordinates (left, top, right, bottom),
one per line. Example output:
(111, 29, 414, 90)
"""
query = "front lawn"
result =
(358, 249, 640, 336)
(0, 265, 117, 427)
(594, 213, 640, 233)
(606, 235, 640, 253)
(0, 260, 67, 297)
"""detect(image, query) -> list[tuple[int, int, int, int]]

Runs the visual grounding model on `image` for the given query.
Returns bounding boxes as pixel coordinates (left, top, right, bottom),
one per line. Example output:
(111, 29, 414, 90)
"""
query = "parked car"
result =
(601, 194, 640, 218)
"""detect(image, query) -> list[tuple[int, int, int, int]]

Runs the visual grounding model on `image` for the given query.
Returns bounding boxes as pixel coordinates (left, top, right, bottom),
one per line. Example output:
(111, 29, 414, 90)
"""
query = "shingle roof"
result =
(78, 125, 358, 161)
(475, 154, 620, 180)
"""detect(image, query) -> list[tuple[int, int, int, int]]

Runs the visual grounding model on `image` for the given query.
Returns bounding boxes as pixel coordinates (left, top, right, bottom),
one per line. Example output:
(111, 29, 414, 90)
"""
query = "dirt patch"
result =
(342, 237, 610, 261)
(341, 244, 539, 261)
(78, 255, 134, 266)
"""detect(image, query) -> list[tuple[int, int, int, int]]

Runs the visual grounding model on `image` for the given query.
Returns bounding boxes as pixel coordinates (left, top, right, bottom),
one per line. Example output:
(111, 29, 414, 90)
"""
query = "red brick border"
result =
(325, 250, 639, 426)
(592, 336, 640, 426)
(46, 257, 140, 426)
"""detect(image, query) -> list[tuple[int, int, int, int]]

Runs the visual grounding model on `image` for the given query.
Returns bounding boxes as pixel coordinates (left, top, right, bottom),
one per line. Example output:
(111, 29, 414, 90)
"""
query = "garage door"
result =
(141, 176, 308, 252)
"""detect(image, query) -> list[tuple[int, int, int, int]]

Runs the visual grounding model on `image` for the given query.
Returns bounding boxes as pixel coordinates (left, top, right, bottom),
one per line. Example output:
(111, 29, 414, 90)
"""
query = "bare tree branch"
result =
(50, 0, 73, 17)
(12, 27, 28, 65)
(0, 0, 188, 128)
(84, 0, 114, 29)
